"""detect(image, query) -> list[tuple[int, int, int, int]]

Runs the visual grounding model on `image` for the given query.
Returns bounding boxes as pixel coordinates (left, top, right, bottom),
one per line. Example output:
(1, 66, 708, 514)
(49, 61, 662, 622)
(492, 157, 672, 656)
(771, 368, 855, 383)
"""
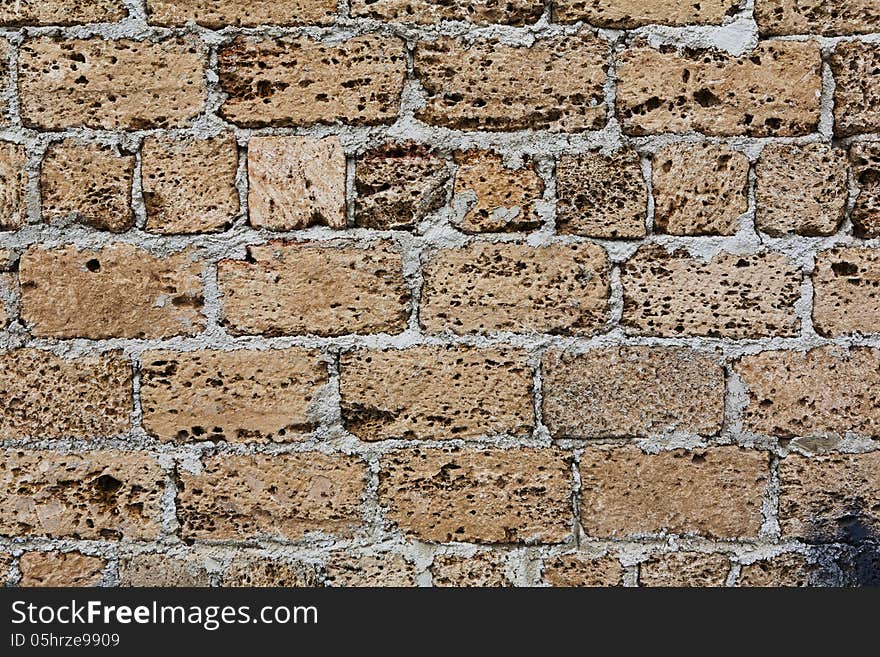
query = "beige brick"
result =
(431, 553, 510, 587)
(224, 556, 317, 587)
(19, 552, 105, 587)
(177, 453, 366, 540)
(639, 552, 730, 587)
(543, 554, 623, 587)
(580, 447, 768, 539)
(379, 448, 572, 544)
(19, 37, 205, 130)
(757, 0, 880, 36)
(755, 143, 847, 236)
(542, 347, 724, 439)
(324, 552, 417, 587)
(556, 149, 647, 239)
(218, 241, 409, 337)
(850, 142, 880, 238)
(737, 553, 817, 587)
(355, 143, 450, 231)
(0, 450, 164, 540)
(556, 0, 739, 27)
(248, 136, 345, 231)
(41, 140, 134, 233)
(146, 0, 336, 27)
(20, 244, 205, 339)
(621, 246, 801, 338)
(831, 42, 880, 137)
(453, 151, 543, 234)
(340, 347, 533, 441)
(652, 143, 749, 236)
(219, 35, 405, 127)
(142, 133, 239, 235)
(0, 349, 131, 440)
(351, 0, 543, 24)
(0, 142, 27, 231)
(421, 242, 609, 335)
(813, 248, 880, 336)
(617, 41, 822, 136)
(0, 1, 126, 25)
(414, 34, 607, 132)
(119, 553, 212, 587)
(737, 347, 880, 438)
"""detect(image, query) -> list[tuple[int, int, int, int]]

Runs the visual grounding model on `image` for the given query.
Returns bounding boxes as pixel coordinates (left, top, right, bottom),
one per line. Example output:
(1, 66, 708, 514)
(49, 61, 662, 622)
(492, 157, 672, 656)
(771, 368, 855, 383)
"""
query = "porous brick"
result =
(542, 554, 624, 587)
(757, 0, 880, 36)
(812, 248, 880, 336)
(350, 0, 544, 24)
(324, 553, 418, 587)
(0, 142, 27, 231)
(19, 552, 105, 587)
(850, 142, 880, 238)
(224, 556, 317, 587)
(431, 553, 510, 587)
(737, 553, 817, 587)
(0, 1, 126, 25)
(639, 552, 730, 587)
(556, 0, 739, 27)
(831, 42, 880, 137)
(146, 0, 336, 27)
(119, 553, 212, 587)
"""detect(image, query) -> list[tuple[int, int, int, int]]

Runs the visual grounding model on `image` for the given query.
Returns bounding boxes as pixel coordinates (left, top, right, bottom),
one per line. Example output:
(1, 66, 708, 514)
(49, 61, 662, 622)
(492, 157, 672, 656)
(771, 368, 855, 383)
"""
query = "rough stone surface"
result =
(224, 556, 317, 587)
(20, 244, 205, 339)
(621, 246, 801, 338)
(0, 274, 10, 327)
(616, 41, 822, 136)
(431, 553, 511, 587)
(556, 0, 739, 27)
(421, 242, 610, 335)
(141, 348, 328, 443)
(19, 552, 105, 587)
(812, 248, 880, 336)
(757, 0, 880, 36)
(0, 142, 27, 231)
(850, 142, 880, 238)
(119, 553, 212, 586)
(542, 347, 724, 439)
(217, 241, 409, 337)
(737, 553, 816, 587)
(0, 553, 10, 585)
(831, 42, 880, 138)
(0, 1, 126, 25)
(350, 0, 544, 25)
(324, 552, 417, 587)
(542, 554, 624, 587)
(639, 552, 730, 587)
(146, 0, 337, 27)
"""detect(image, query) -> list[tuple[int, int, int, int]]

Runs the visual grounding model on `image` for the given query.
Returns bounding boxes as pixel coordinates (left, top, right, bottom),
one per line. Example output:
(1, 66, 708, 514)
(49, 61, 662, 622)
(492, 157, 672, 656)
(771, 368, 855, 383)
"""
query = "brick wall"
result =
(0, 0, 878, 587)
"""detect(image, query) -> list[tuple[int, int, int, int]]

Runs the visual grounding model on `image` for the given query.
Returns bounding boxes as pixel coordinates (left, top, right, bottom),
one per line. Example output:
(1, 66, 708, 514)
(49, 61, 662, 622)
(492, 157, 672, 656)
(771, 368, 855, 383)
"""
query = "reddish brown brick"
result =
(812, 248, 880, 336)
(146, 0, 337, 27)
(351, 0, 543, 24)
(19, 552, 105, 587)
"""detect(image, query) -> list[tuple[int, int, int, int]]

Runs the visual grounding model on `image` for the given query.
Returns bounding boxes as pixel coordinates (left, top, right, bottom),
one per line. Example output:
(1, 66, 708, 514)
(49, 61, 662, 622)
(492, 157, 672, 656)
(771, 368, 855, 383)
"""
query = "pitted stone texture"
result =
(20, 244, 205, 339)
(556, 0, 739, 27)
(542, 554, 624, 587)
(379, 448, 572, 544)
(652, 143, 749, 236)
(850, 142, 880, 238)
(453, 151, 543, 234)
(41, 140, 134, 233)
(19, 37, 205, 130)
(737, 347, 880, 439)
(224, 556, 317, 587)
(0, 142, 27, 231)
(616, 41, 822, 137)
(0, 1, 126, 24)
(218, 241, 409, 337)
(355, 143, 450, 231)
(324, 553, 417, 587)
(431, 553, 510, 587)
(0, 450, 164, 540)
(219, 35, 406, 128)
(542, 347, 724, 439)
(831, 42, 880, 137)
(248, 136, 345, 231)
(351, 0, 543, 24)
(0, 274, 10, 328)
(621, 247, 801, 338)
(141, 348, 327, 443)
(421, 242, 610, 335)
(120, 553, 212, 586)
(142, 134, 239, 235)
(414, 34, 607, 133)
(757, 0, 880, 36)
(340, 347, 533, 441)
(813, 248, 880, 336)
(639, 552, 729, 587)
(579, 447, 768, 539)
(0, 349, 131, 441)
(146, 0, 337, 27)
(737, 553, 817, 587)
(779, 452, 880, 542)
(177, 453, 366, 540)
(556, 149, 647, 239)
(19, 552, 105, 587)
(755, 143, 847, 236)
(0, 553, 10, 585)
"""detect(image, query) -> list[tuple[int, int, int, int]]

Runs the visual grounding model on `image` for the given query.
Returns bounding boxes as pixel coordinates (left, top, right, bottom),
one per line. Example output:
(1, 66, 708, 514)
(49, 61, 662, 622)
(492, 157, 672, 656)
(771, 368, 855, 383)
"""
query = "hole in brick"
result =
(85, 259, 101, 273)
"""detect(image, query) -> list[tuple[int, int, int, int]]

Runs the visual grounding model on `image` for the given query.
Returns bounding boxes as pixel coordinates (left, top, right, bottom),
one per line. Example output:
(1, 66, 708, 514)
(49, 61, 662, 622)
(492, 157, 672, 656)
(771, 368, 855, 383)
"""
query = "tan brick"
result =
(0, 553, 10, 585)
(146, 0, 336, 27)
(621, 246, 801, 338)
(20, 244, 205, 339)
(0, 142, 27, 231)
(219, 35, 405, 127)
(421, 242, 609, 335)
(639, 552, 730, 587)
(19, 37, 205, 130)
(0, 1, 126, 25)
(543, 554, 623, 587)
(41, 140, 134, 233)
(617, 41, 822, 136)
(756, 0, 880, 36)
(0, 450, 164, 540)
(142, 133, 239, 235)
(813, 248, 880, 336)
(779, 452, 880, 542)
(351, 0, 543, 24)
(379, 448, 572, 544)
(556, 149, 647, 239)
(177, 453, 366, 540)
(737, 347, 880, 439)
(218, 241, 408, 337)
(340, 347, 533, 441)
(0, 349, 131, 440)
(580, 447, 768, 539)
(737, 553, 817, 587)
(542, 347, 724, 439)
(755, 143, 847, 237)
(831, 42, 880, 138)
(556, 0, 739, 27)
(431, 553, 510, 587)
(119, 553, 212, 587)
(453, 151, 542, 234)
(652, 143, 749, 236)
(414, 34, 607, 132)
(850, 142, 880, 238)
(355, 143, 450, 231)
(224, 556, 317, 587)
(141, 348, 327, 443)
(248, 136, 345, 231)
(19, 552, 105, 587)
(324, 552, 417, 587)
